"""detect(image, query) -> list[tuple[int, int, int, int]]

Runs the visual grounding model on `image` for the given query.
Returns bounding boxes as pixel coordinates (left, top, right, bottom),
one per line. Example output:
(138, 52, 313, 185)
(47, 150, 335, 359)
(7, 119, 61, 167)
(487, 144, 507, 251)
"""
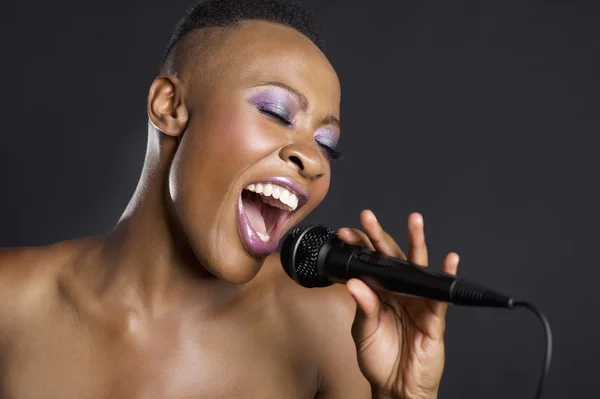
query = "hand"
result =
(339, 210, 459, 399)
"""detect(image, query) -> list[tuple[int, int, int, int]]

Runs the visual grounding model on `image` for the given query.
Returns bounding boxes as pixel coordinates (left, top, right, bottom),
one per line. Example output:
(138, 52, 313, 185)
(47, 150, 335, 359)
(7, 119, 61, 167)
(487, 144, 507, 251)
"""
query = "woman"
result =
(0, 0, 459, 397)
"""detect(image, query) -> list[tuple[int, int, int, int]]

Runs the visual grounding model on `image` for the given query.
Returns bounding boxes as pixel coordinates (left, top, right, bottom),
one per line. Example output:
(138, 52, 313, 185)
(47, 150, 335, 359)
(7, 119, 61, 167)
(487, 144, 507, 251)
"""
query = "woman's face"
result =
(169, 20, 341, 284)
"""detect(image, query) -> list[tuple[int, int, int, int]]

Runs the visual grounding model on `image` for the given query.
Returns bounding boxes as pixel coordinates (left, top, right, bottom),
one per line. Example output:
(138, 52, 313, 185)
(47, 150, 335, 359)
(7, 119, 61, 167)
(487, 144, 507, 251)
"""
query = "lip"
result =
(237, 176, 309, 257)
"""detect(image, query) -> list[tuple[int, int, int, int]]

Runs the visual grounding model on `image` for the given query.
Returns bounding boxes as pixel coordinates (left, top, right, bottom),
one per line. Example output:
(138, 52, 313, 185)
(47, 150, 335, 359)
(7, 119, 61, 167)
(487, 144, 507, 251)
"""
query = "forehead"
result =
(184, 20, 341, 113)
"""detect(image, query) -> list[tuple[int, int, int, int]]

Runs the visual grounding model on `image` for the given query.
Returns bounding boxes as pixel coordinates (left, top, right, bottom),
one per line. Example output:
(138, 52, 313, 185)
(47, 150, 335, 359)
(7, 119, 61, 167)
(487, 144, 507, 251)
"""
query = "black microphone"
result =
(281, 225, 515, 308)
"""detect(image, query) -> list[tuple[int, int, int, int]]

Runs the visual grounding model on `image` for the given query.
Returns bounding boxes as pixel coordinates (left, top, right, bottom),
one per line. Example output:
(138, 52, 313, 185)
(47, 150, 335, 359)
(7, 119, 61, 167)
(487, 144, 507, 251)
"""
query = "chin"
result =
(186, 231, 267, 285)
(214, 250, 267, 284)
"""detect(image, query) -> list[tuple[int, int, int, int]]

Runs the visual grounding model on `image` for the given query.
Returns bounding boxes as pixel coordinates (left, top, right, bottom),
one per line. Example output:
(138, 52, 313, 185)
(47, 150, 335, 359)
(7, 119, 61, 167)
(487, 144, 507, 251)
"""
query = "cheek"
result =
(201, 110, 283, 170)
(177, 109, 277, 179)
(168, 104, 289, 219)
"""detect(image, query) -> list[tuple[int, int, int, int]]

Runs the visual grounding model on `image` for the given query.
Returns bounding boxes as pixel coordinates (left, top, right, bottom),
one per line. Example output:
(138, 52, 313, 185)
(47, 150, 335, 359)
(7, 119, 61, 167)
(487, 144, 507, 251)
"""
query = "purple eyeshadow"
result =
(248, 85, 340, 150)
(248, 87, 299, 121)
(315, 127, 340, 148)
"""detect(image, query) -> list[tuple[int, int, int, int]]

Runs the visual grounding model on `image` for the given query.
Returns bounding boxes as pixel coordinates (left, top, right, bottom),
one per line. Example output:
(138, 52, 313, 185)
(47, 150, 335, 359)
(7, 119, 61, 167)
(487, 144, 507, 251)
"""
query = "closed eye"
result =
(317, 143, 343, 160)
(259, 109, 292, 126)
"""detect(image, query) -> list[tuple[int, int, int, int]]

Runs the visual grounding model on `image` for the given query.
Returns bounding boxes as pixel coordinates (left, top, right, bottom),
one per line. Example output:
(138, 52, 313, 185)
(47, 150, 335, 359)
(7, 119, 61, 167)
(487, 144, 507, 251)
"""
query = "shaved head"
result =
(160, 0, 324, 77)
(161, 26, 231, 77)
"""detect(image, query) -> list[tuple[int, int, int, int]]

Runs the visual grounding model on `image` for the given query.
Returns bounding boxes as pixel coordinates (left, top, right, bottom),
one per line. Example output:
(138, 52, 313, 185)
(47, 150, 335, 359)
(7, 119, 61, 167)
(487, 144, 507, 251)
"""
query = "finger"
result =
(429, 252, 460, 318)
(346, 278, 382, 347)
(441, 252, 459, 276)
(338, 227, 376, 251)
(407, 212, 428, 267)
(360, 210, 407, 259)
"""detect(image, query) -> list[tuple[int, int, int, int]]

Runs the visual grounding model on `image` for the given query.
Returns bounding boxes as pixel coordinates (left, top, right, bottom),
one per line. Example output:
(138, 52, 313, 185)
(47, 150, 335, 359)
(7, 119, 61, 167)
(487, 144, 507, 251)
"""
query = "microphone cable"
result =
(511, 301, 553, 399)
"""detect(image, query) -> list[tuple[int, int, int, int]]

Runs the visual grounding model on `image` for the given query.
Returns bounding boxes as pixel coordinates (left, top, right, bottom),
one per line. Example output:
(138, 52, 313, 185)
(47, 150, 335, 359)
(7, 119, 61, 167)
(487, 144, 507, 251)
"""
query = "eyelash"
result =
(259, 108, 343, 161)
(319, 145, 343, 161)
(260, 108, 292, 126)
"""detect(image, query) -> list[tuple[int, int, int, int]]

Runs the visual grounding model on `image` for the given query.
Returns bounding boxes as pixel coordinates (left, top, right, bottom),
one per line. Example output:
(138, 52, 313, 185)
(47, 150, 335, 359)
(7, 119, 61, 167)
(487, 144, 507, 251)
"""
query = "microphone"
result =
(281, 225, 554, 399)
(281, 225, 515, 308)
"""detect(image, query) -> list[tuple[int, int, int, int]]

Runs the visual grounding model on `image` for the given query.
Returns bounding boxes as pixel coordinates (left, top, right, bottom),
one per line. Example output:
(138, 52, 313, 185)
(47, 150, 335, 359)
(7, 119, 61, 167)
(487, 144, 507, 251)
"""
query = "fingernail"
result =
(367, 210, 377, 223)
(414, 213, 423, 226)
(339, 228, 354, 237)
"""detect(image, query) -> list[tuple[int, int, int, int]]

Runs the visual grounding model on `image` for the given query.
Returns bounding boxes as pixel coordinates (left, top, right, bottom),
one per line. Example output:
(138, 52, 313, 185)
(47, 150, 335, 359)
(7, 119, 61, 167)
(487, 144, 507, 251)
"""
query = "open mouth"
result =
(237, 179, 307, 257)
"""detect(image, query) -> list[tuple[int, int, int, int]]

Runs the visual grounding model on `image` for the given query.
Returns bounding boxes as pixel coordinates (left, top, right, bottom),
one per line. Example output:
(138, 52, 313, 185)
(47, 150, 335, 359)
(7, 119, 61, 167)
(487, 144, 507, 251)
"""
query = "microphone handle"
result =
(318, 239, 514, 308)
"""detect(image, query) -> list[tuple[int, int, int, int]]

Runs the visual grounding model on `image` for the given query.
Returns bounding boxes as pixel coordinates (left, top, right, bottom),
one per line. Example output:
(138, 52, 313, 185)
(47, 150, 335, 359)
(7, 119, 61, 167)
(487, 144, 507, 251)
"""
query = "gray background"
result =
(1, 0, 597, 397)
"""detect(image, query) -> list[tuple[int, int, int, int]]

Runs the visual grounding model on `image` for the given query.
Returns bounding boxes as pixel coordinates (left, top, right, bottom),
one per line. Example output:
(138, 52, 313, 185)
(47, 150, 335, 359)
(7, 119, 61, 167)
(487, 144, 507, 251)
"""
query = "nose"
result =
(279, 142, 326, 180)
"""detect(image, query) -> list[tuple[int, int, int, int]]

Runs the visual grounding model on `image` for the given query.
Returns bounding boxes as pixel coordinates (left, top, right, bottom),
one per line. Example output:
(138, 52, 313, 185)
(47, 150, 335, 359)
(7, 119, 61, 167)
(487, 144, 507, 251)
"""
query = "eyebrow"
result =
(259, 81, 341, 129)
(321, 115, 341, 129)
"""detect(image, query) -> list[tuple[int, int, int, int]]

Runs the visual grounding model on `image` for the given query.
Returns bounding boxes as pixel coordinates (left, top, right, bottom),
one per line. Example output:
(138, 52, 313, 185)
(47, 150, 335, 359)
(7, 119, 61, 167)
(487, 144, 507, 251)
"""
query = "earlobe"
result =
(147, 75, 189, 137)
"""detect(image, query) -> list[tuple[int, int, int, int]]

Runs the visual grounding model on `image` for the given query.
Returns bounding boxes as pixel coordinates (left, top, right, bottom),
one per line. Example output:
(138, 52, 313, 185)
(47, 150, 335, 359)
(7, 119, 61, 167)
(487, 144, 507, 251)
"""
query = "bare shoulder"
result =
(0, 242, 68, 294)
(0, 239, 91, 338)
(264, 253, 371, 398)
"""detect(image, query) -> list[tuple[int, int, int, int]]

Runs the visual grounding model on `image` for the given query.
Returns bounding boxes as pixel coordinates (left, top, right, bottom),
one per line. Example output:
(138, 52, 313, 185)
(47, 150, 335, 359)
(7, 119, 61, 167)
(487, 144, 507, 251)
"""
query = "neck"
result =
(80, 130, 247, 316)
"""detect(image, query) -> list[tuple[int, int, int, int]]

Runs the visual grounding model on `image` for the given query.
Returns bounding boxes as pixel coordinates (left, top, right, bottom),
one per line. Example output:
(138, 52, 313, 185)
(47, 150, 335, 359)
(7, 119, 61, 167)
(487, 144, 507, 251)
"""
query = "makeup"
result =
(248, 84, 342, 160)
(314, 126, 339, 149)
(248, 86, 299, 125)
(237, 176, 308, 257)
(315, 126, 341, 160)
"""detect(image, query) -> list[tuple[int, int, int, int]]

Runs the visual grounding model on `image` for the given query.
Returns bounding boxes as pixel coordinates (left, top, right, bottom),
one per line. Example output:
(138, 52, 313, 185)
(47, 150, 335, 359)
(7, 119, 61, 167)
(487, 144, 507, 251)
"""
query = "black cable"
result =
(511, 301, 553, 399)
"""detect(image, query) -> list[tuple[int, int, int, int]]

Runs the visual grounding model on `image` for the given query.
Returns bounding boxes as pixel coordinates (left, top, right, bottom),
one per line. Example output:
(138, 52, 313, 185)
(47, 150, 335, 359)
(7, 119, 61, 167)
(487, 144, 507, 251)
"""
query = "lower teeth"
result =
(257, 232, 270, 242)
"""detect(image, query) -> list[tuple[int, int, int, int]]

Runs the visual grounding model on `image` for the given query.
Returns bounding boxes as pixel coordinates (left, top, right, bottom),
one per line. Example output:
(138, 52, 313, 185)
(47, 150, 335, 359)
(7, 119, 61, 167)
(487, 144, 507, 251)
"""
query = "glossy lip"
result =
(237, 176, 309, 257)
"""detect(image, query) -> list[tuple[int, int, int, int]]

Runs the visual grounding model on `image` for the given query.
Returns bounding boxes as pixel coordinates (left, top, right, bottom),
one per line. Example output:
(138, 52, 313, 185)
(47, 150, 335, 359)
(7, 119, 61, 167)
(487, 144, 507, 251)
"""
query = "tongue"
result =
(242, 194, 267, 235)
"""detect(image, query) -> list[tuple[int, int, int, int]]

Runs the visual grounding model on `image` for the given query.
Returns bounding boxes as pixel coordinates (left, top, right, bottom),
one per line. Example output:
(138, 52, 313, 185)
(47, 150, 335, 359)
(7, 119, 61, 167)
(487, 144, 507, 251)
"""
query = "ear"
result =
(147, 75, 189, 137)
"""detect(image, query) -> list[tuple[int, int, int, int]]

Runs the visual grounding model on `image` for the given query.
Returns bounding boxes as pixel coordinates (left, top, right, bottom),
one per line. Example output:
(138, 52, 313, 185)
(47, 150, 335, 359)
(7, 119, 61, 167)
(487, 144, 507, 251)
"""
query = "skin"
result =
(0, 20, 459, 398)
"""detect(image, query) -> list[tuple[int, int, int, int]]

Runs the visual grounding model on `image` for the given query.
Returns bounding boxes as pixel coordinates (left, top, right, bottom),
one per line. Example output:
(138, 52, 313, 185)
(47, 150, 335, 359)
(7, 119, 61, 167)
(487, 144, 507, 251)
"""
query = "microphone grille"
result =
(280, 225, 337, 288)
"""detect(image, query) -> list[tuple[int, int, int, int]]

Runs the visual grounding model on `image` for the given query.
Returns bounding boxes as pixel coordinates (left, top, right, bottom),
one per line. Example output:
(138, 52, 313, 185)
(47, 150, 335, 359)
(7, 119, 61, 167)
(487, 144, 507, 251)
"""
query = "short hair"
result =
(160, 0, 325, 73)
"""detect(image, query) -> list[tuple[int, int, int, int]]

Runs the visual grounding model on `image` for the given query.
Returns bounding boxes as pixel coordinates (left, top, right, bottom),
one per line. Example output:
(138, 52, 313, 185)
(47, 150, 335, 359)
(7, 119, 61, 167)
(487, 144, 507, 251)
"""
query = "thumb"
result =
(346, 278, 382, 344)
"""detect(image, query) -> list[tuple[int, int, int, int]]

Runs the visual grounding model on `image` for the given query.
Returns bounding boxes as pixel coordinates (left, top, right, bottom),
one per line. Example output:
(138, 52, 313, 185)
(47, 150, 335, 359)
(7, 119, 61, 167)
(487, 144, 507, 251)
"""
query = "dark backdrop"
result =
(1, 0, 597, 397)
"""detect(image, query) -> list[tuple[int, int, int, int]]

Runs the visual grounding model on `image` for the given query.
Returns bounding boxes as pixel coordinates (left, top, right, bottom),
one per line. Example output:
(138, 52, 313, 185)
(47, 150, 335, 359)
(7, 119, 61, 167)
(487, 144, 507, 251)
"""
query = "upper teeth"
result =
(245, 183, 299, 211)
